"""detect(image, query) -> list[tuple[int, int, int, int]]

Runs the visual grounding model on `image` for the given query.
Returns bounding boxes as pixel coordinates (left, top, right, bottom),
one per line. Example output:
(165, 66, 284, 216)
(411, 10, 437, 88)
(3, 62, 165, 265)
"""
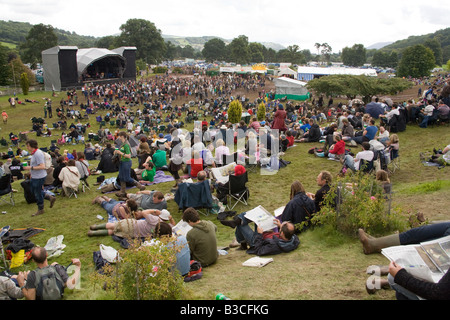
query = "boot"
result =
(44, 194, 57, 208)
(358, 229, 400, 254)
(49, 196, 56, 208)
(115, 182, 127, 198)
(237, 241, 248, 250)
(220, 216, 242, 229)
(32, 209, 44, 217)
(88, 229, 109, 237)
(134, 181, 146, 191)
(90, 223, 107, 230)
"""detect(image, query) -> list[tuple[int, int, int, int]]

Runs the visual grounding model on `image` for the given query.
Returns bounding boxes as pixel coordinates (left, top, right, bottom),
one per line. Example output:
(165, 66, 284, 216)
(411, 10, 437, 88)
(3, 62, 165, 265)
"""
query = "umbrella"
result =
(351, 99, 364, 105)
(382, 97, 393, 107)
(128, 135, 139, 148)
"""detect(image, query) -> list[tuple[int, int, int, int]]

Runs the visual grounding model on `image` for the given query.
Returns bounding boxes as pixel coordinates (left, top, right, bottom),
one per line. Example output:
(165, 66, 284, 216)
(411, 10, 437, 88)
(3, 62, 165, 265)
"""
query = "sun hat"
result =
(159, 209, 171, 221)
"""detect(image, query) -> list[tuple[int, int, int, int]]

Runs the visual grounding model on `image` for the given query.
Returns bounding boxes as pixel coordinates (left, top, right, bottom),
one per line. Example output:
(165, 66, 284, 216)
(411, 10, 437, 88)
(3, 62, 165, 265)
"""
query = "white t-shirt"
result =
(423, 105, 434, 116)
(443, 145, 450, 164)
(355, 150, 374, 170)
(385, 108, 399, 121)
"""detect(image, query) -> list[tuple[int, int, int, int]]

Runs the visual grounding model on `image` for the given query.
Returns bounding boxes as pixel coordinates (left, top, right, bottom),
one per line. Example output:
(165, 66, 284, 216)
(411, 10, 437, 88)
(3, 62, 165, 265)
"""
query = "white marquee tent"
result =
(297, 66, 377, 81)
(273, 77, 310, 100)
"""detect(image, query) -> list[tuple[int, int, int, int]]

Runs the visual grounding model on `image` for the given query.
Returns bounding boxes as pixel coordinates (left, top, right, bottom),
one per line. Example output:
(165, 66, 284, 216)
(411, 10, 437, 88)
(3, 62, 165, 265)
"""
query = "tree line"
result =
(1, 18, 448, 87)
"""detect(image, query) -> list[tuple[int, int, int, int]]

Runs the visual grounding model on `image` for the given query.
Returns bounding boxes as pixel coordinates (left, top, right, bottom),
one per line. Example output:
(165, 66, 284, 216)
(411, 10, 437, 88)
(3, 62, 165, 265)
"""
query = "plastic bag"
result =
(100, 244, 119, 263)
(44, 235, 66, 259)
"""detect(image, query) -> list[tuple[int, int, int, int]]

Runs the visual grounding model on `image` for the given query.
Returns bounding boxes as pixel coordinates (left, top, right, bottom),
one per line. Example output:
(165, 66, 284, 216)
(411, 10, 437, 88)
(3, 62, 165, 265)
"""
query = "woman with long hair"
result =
(281, 180, 316, 233)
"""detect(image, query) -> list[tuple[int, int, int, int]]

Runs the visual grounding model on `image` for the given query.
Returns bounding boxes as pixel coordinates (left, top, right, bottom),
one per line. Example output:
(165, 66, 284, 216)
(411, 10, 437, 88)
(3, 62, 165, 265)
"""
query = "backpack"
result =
(184, 260, 203, 282)
(43, 152, 52, 170)
(34, 266, 64, 300)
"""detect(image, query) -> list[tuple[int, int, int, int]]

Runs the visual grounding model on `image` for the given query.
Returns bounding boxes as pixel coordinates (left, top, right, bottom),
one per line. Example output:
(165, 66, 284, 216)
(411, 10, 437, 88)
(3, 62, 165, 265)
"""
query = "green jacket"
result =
(152, 149, 167, 168)
(186, 220, 218, 267)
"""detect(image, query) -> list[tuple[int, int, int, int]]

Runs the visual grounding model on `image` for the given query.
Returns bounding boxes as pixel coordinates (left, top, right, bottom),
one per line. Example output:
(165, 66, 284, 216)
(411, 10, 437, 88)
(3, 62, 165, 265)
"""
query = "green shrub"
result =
(93, 237, 187, 300)
(257, 102, 266, 121)
(310, 173, 409, 237)
(152, 66, 168, 74)
(20, 72, 29, 95)
(227, 99, 243, 124)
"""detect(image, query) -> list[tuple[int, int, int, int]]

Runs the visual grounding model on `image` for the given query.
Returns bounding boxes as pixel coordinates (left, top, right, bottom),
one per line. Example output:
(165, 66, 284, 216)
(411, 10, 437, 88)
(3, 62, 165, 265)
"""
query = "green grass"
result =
(0, 85, 449, 300)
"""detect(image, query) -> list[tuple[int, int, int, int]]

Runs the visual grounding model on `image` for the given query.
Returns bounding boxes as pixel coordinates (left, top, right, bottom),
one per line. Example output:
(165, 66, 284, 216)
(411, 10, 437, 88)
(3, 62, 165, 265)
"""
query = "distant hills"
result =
(162, 34, 285, 51)
(366, 42, 393, 50)
(0, 19, 448, 62)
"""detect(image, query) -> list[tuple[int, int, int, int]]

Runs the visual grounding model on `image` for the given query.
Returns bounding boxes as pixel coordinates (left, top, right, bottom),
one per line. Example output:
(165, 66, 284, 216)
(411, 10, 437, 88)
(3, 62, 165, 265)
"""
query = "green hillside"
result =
(382, 27, 450, 63)
(0, 20, 98, 48)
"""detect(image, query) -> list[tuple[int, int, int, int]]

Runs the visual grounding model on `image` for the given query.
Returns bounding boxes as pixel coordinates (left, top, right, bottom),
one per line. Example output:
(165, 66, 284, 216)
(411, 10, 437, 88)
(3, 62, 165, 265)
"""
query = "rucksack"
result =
(34, 266, 64, 300)
(43, 152, 52, 170)
(184, 260, 203, 282)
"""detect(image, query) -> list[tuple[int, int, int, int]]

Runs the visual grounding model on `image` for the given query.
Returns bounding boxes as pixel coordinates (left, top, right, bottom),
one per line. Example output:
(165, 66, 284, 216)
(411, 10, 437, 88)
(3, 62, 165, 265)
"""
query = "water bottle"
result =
(215, 293, 231, 300)
(96, 215, 104, 220)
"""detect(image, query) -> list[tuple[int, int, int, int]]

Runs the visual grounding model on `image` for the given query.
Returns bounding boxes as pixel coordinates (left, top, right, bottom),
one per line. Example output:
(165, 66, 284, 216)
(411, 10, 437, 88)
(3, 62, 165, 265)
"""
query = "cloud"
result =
(0, 0, 448, 53)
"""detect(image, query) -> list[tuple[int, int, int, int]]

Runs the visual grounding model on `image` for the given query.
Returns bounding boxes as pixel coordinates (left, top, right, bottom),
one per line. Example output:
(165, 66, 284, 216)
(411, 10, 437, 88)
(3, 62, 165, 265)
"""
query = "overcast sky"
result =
(1, 0, 448, 53)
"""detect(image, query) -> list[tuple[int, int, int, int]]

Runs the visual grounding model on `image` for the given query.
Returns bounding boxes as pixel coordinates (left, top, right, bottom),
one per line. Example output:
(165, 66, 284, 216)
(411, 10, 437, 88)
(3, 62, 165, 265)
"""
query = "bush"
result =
(93, 237, 187, 300)
(152, 66, 168, 74)
(311, 173, 409, 237)
(257, 102, 266, 121)
(227, 99, 243, 124)
(20, 72, 29, 95)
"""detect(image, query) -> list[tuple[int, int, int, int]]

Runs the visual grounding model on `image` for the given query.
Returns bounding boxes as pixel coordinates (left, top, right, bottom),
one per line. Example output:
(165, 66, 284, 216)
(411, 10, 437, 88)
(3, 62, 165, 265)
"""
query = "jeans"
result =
(234, 212, 258, 246)
(343, 154, 356, 171)
(118, 160, 135, 184)
(399, 222, 450, 245)
(101, 199, 121, 215)
(419, 115, 429, 128)
(30, 177, 46, 210)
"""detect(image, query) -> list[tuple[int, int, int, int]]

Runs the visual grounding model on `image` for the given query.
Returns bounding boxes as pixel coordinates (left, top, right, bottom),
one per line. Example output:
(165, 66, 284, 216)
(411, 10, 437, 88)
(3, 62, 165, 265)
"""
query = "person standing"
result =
(24, 140, 47, 216)
(2, 111, 8, 124)
(114, 132, 145, 197)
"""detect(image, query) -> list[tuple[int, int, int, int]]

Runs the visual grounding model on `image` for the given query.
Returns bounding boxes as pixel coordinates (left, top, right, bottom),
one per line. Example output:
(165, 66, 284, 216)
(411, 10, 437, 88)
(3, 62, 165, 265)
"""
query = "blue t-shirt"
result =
(364, 126, 378, 141)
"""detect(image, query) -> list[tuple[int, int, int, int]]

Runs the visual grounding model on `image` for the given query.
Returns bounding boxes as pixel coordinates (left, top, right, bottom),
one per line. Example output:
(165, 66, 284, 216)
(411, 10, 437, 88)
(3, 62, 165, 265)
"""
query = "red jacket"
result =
(329, 140, 345, 155)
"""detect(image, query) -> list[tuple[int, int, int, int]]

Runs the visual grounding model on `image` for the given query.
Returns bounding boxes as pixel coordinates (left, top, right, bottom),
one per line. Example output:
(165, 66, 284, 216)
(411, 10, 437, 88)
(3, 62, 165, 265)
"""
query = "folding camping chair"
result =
(388, 148, 400, 174)
(174, 180, 213, 216)
(0, 174, 14, 206)
(227, 171, 249, 210)
(0, 225, 10, 270)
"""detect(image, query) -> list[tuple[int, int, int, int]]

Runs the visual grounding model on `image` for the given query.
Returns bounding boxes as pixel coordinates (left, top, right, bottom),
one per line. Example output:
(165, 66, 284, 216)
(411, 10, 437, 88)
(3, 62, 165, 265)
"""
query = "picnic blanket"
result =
(142, 170, 175, 185)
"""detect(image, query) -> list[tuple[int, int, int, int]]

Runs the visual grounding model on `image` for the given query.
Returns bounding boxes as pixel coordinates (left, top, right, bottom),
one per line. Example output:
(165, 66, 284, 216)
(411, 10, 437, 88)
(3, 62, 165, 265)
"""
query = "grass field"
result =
(0, 79, 449, 301)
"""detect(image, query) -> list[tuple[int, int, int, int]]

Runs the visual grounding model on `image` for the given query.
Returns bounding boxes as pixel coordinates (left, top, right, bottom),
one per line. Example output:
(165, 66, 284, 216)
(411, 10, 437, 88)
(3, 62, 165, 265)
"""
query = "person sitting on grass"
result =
(279, 180, 316, 232)
(139, 161, 156, 183)
(342, 142, 374, 173)
(58, 159, 80, 196)
(298, 119, 321, 143)
(182, 207, 218, 267)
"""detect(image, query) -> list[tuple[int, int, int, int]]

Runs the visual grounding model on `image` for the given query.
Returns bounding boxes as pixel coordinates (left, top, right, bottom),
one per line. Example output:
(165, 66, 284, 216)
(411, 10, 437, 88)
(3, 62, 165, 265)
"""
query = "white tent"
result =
(277, 68, 297, 77)
(273, 77, 310, 101)
(297, 66, 377, 81)
(77, 48, 126, 78)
